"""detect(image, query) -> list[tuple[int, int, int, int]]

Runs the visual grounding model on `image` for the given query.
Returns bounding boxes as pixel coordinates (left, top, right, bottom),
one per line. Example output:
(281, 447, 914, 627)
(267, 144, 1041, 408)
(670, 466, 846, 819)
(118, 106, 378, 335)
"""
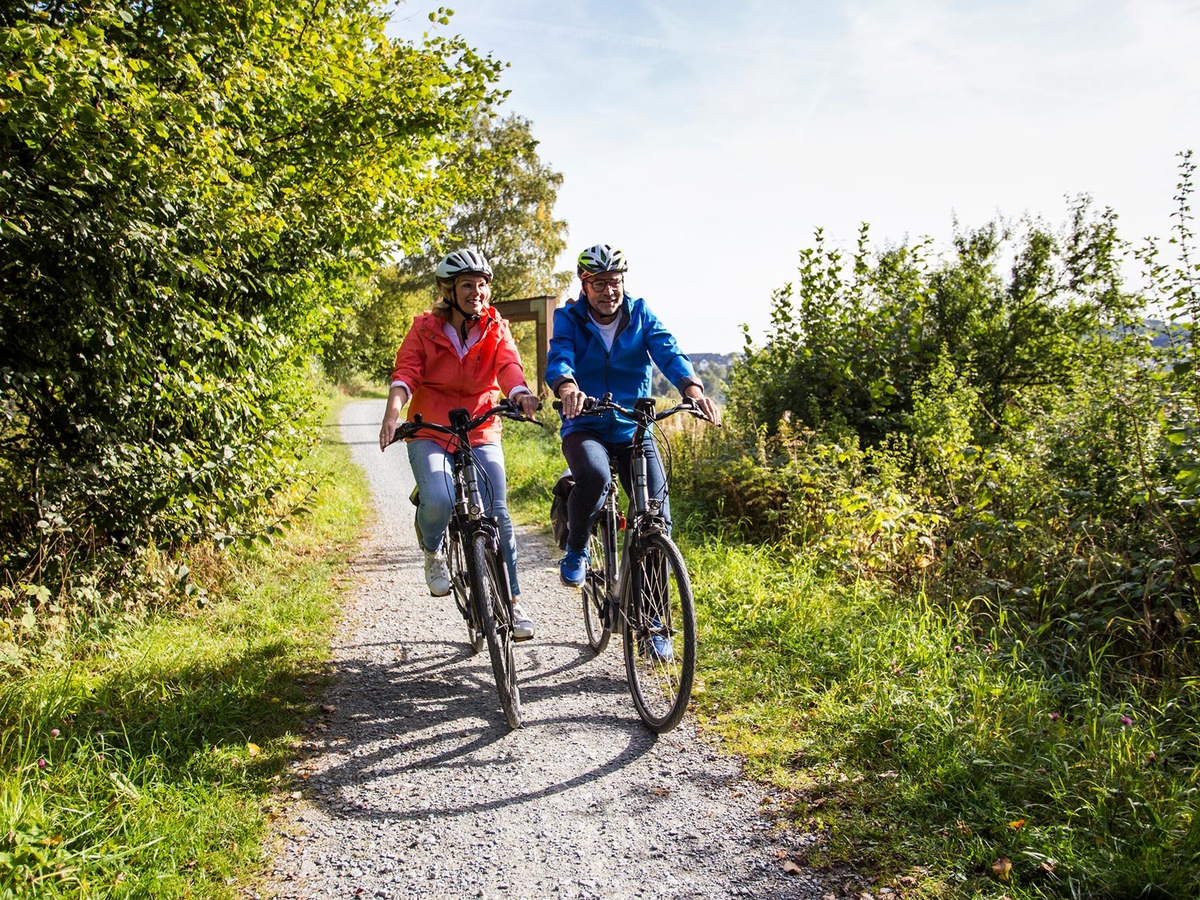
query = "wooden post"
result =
(492, 295, 560, 395)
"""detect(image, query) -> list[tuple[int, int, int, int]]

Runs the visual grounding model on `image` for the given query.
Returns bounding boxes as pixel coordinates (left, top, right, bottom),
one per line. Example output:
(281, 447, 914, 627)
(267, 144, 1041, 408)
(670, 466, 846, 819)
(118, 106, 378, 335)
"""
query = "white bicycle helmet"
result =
(436, 248, 493, 285)
(577, 244, 628, 278)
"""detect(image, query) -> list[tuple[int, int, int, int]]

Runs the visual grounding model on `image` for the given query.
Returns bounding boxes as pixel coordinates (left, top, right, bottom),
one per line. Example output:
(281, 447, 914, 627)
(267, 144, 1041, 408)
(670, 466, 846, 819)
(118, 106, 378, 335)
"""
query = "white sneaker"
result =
(424, 549, 450, 596)
(511, 602, 535, 641)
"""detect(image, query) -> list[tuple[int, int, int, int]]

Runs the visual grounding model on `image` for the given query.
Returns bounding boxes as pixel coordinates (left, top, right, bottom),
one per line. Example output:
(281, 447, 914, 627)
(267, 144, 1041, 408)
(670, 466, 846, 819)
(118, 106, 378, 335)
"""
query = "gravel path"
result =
(263, 399, 847, 900)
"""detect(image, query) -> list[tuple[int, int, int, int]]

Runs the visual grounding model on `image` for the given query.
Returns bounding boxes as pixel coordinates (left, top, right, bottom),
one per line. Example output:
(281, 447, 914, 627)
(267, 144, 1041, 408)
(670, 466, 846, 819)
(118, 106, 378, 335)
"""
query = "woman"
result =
(378, 249, 539, 640)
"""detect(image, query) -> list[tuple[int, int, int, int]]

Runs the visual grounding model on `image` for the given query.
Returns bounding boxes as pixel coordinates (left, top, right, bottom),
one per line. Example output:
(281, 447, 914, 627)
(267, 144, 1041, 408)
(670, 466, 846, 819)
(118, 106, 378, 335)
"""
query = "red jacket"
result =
(390, 307, 529, 452)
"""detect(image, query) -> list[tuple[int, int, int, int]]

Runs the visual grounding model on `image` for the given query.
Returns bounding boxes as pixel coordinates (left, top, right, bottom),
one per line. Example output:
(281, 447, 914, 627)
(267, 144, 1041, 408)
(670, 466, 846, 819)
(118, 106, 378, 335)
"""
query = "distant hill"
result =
(652, 352, 739, 402)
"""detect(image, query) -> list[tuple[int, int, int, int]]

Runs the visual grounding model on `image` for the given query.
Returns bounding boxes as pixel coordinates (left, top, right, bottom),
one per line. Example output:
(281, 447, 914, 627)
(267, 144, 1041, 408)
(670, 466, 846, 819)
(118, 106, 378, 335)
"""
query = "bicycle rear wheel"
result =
(622, 532, 696, 734)
(447, 530, 483, 654)
(469, 531, 521, 729)
(582, 518, 614, 653)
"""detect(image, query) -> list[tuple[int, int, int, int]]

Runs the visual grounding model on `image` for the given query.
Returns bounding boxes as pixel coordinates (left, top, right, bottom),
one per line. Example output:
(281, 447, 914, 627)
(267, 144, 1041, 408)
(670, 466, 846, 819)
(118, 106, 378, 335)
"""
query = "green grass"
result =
(683, 539, 1200, 899)
(0, 393, 370, 898)
(501, 404, 566, 526)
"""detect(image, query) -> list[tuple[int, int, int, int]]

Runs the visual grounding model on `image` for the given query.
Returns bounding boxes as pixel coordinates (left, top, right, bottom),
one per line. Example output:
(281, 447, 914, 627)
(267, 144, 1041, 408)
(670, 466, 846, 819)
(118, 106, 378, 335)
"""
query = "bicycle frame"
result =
(582, 396, 696, 633)
(390, 399, 540, 729)
(566, 392, 709, 732)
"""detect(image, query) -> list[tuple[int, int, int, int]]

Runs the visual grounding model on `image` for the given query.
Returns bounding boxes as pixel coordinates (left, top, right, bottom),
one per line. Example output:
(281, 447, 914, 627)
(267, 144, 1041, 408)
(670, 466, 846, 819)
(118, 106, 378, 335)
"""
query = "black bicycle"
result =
(557, 394, 712, 733)
(389, 399, 540, 730)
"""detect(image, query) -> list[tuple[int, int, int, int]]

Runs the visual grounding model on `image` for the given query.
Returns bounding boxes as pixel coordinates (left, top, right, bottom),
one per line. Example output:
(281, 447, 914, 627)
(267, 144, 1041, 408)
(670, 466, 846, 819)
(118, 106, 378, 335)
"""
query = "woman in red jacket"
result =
(378, 249, 539, 639)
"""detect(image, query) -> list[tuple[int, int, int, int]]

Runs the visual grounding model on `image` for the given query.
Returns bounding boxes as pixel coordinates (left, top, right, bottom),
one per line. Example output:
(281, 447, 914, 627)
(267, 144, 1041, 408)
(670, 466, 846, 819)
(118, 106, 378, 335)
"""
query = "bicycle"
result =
(556, 393, 712, 733)
(389, 398, 541, 730)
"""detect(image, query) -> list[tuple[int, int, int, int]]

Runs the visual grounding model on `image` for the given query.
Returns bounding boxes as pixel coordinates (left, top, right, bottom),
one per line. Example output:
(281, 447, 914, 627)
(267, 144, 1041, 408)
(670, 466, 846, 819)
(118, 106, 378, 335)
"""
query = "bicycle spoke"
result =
(447, 532, 482, 653)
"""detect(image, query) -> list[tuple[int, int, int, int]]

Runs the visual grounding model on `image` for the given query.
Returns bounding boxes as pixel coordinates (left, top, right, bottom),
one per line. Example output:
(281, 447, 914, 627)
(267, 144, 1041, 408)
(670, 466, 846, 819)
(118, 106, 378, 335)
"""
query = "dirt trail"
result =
(264, 399, 843, 899)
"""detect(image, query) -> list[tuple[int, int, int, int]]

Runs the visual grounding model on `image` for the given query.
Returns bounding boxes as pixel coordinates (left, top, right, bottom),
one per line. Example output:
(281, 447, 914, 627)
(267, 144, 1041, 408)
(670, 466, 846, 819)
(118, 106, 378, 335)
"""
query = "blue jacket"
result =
(546, 294, 701, 442)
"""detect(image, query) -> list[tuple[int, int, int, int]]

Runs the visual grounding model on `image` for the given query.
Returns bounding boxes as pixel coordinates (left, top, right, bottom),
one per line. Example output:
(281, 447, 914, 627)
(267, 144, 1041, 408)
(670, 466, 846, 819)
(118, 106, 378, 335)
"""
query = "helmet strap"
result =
(448, 298, 481, 344)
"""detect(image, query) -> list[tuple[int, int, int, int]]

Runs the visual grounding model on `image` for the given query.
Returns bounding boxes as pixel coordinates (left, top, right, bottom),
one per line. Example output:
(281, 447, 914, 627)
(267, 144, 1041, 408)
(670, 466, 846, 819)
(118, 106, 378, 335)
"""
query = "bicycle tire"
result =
(469, 531, 521, 729)
(448, 530, 483, 654)
(582, 517, 614, 653)
(622, 532, 696, 734)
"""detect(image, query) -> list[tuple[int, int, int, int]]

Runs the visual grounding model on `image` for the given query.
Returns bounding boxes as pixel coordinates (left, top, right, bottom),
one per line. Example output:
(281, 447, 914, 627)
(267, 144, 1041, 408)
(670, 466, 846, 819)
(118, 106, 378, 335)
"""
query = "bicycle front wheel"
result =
(622, 532, 696, 734)
(582, 519, 614, 653)
(469, 532, 521, 729)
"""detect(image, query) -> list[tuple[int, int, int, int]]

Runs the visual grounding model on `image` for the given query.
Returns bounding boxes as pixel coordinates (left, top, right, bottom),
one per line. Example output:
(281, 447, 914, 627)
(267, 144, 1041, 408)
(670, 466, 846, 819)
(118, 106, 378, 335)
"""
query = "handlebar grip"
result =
(552, 396, 598, 413)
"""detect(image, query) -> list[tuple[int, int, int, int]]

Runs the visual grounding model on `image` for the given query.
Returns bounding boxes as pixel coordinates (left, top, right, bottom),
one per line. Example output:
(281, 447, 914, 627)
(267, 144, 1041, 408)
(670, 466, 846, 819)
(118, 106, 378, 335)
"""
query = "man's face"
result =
(583, 273, 624, 319)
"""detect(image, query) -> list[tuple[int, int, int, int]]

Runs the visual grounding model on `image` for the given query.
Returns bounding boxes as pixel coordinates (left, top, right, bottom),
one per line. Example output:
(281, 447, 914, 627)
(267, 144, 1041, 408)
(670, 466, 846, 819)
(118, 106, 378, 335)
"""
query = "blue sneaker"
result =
(647, 618, 674, 662)
(559, 547, 589, 587)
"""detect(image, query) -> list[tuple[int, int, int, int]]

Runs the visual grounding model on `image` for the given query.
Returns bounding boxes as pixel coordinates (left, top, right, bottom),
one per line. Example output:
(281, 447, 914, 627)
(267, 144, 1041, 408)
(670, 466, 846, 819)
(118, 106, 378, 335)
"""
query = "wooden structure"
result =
(493, 295, 560, 395)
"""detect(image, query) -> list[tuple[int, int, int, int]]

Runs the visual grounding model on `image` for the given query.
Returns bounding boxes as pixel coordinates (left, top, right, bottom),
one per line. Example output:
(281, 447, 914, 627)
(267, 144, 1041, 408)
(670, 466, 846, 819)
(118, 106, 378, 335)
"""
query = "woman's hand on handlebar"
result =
(379, 416, 401, 452)
(512, 392, 541, 418)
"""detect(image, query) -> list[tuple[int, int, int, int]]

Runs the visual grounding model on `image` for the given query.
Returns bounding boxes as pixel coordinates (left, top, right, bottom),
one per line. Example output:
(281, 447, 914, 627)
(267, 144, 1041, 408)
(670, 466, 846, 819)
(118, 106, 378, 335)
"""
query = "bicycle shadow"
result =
(292, 636, 660, 825)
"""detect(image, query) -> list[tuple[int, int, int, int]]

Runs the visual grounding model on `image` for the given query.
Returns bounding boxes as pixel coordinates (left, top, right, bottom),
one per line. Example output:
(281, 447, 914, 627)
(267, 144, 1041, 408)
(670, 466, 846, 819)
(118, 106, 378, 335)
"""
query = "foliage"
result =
(0, 394, 365, 897)
(697, 173, 1200, 672)
(728, 203, 1138, 447)
(668, 155, 1200, 894)
(0, 2, 502, 607)
(323, 112, 571, 385)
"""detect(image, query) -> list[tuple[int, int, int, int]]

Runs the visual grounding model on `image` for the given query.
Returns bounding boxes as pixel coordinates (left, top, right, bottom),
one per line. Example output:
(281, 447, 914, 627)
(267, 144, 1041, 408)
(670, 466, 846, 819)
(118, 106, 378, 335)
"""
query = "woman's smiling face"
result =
(454, 274, 491, 313)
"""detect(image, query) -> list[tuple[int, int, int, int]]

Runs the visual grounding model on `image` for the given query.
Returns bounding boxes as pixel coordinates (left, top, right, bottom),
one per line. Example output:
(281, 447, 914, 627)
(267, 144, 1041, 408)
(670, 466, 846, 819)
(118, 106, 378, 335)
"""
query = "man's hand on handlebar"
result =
(556, 383, 588, 419)
(684, 392, 721, 426)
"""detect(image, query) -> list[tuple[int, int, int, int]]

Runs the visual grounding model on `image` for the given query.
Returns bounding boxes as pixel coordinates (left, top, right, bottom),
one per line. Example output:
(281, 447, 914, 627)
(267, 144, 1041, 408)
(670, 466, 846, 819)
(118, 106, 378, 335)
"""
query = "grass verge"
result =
(0, 392, 369, 898)
(684, 539, 1200, 899)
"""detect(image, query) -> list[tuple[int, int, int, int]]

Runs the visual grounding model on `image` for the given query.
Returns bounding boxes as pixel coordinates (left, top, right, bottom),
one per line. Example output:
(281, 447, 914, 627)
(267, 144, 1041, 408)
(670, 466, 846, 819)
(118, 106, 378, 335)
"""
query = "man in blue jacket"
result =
(546, 243, 722, 590)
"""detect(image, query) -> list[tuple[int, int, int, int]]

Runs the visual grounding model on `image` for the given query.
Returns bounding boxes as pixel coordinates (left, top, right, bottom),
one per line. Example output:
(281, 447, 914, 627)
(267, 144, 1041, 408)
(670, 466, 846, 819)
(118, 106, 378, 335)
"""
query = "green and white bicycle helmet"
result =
(436, 248, 493, 286)
(577, 244, 628, 279)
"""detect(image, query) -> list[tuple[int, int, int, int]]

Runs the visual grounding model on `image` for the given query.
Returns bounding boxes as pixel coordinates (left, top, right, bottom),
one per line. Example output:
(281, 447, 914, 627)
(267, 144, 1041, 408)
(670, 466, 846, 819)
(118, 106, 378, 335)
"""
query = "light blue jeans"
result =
(406, 439, 521, 597)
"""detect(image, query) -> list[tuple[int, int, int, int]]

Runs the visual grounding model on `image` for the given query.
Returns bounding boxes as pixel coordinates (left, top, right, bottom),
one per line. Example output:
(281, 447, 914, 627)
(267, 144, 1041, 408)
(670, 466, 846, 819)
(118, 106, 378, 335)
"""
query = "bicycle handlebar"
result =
(388, 398, 543, 447)
(551, 393, 715, 426)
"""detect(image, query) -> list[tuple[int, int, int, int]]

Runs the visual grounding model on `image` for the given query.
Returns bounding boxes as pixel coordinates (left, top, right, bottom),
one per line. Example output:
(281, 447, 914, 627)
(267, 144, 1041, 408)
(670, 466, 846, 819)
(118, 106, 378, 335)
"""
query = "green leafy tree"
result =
(325, 112, 570, 384)
(730, 203, 1139, 446)
(0, 0, 502, 588)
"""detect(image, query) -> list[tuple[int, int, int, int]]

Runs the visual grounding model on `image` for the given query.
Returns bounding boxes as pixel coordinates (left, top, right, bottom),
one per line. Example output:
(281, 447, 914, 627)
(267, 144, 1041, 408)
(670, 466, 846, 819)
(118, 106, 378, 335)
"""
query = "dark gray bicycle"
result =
(556, 393, 711, 733)
(389, 399, 540, 730)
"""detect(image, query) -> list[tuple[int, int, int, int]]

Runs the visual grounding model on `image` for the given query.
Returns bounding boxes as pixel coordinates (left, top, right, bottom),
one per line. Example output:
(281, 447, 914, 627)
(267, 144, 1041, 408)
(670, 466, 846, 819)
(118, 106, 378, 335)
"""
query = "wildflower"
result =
(1121, 715, 1134, 727)
(1049, 712, 1060, 721)
(50, 728, 60, 738)
(37, 758, 47, 770)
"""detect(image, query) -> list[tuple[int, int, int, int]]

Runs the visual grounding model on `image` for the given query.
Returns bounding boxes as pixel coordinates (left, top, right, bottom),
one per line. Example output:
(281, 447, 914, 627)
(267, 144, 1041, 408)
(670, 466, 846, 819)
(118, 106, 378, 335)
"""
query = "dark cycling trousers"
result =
(561, 431, 670, 553)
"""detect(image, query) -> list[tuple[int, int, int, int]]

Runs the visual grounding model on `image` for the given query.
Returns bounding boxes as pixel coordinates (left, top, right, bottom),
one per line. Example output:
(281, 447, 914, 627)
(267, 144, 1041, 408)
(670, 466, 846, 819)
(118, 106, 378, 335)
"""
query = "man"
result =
(546, 243, 721, 589)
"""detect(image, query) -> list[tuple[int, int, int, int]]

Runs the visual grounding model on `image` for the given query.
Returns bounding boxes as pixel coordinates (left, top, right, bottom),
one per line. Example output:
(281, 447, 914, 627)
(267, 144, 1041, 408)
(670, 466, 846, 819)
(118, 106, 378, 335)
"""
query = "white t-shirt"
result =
(594, 316, 620, 351)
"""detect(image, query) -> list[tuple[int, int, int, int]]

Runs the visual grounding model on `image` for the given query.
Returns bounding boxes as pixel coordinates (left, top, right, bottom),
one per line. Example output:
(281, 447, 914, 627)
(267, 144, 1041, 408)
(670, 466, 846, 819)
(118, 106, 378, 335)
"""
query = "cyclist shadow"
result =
(299, 638, 660, 823)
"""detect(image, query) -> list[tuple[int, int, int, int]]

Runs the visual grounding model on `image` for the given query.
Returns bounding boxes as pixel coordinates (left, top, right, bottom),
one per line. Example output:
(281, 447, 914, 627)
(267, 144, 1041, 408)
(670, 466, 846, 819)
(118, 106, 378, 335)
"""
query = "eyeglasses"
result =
(586, 277, 623, 293)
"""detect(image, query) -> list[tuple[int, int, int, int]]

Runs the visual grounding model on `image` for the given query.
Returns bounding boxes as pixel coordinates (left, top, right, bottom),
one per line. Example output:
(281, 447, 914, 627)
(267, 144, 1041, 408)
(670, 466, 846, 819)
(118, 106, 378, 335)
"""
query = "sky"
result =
(388, 0, 1200, 353)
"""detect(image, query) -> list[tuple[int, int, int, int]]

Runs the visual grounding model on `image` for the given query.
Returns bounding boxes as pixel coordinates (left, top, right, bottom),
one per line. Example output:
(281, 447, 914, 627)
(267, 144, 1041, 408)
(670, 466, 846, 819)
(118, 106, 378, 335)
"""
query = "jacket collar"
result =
(571, 294, 630, 336)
